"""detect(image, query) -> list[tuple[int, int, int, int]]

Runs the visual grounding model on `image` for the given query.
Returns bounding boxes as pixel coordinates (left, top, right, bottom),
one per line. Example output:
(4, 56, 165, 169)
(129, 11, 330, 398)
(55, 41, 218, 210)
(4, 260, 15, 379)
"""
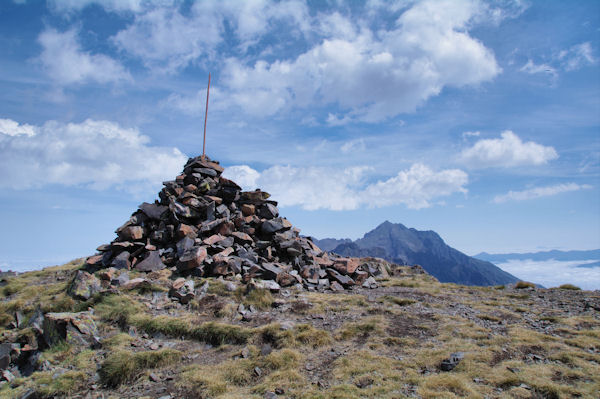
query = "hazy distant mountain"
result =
(475, 249, 600, 264)
(324, 221, 520, 286)
(312, 238, 352, 252)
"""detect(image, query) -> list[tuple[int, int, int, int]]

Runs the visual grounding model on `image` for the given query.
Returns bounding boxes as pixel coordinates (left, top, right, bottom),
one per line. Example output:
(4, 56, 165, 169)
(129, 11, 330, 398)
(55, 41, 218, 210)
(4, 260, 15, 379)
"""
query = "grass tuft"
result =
(515, 281, 535, 289)
(99, 349, 181, 387)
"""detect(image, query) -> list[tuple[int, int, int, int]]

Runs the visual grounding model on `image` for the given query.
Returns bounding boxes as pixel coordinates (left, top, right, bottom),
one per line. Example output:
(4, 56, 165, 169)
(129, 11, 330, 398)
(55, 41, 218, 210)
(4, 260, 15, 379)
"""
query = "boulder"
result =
(139, 202, 168, 219)
(43, 312, 99, 348)
(178, 246, 208, 270)
(135, 251, 166, 272)
(68, 271, 101, 301)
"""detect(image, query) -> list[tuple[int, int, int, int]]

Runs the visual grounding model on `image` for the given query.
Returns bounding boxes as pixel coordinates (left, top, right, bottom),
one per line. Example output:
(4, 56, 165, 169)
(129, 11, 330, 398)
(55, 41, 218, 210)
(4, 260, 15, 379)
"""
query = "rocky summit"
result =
(0, 156, 598, 398)
(84, 156, 385, 296)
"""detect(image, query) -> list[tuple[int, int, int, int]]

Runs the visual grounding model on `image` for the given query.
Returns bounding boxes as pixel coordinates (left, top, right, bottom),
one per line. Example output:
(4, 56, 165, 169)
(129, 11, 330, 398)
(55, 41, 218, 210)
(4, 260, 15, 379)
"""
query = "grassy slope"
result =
(0, 261, 598, 398)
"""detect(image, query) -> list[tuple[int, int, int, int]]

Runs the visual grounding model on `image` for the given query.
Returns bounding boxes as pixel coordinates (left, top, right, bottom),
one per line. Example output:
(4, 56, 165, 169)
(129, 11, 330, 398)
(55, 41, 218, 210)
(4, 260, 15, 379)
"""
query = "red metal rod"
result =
(202, 72, 211, 161)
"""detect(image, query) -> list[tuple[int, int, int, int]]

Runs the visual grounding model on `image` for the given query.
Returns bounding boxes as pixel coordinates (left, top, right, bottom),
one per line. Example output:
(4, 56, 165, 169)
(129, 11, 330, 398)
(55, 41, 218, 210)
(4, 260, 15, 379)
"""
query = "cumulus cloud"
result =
(110, 0, 310, 73)
(0, 119, 36, 137)
(0, 118, 187, 192)
(223, 163, 468, 211)
(493, 183, 592, 203)
(219, 0, 501, 121)
(38, 28, 130, 85)
(460, 130, 558, 168)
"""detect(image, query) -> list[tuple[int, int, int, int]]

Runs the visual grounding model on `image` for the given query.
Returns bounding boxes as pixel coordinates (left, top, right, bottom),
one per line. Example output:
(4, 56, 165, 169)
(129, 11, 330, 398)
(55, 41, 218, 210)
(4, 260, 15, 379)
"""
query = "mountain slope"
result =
(331, 221, 519, 286)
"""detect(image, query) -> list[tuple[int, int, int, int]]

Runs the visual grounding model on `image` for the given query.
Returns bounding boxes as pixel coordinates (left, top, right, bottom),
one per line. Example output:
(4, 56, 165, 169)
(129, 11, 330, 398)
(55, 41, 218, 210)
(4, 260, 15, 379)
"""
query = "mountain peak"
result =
(334, 221, 519, 286)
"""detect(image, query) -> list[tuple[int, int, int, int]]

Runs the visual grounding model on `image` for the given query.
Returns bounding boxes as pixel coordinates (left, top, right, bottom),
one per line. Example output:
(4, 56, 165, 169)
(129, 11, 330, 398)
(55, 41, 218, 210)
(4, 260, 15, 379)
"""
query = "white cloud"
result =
(559, 42, 596, 71)
(112, 6, 222, 73)
(38, 28, 130, 85)
(498, 259, 600, 290)
(218, 0, 501, 121)
(460, 130, 558, 168)
(0, 118, 187, 192)
(519, 42, 595, 82)
(0, 119, 37, 137)
(520, 59, 558, 82)
(340, 138, 366, 154)
(493, 183, 592, 203)
(223, 163, 468, 211)
(462, 131, 480, 140)
(110, 1, 310, 73)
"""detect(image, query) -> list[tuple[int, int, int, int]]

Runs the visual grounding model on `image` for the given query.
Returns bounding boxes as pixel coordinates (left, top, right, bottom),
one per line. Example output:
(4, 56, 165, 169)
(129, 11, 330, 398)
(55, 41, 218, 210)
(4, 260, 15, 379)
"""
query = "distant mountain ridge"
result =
(474, 249, 600, 264)
(314, 221, 519, 286)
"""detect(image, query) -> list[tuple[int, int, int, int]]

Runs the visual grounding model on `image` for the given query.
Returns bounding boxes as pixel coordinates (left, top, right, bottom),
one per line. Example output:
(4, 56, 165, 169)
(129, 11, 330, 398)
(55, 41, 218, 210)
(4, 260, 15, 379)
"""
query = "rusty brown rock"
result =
(205, 195, 223, 205)
(217, 221, 235, 236)
(333, 258, 360, 275)
(120, 226, 144, 241)
(172, 277, 186, 290)
(178, 246, 208, 270)
(177, 224, 198, 239)
(231, 231, 253, 245)
(241, 204, 255, 216)
(203, 234, 225, 245)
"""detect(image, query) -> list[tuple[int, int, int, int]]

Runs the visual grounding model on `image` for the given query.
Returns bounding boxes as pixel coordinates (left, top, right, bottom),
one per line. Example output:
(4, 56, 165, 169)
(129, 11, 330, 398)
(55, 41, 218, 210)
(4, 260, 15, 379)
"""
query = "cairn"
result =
(84, 156, 382, 292)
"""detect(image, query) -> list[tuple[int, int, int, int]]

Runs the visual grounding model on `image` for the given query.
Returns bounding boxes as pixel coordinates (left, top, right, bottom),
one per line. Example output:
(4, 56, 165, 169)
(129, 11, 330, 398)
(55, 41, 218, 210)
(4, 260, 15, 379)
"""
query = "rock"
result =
(264, 392, 277, 399)
(178, 246, 208, 270)
(332, 258, 360, 275)
(68, 271, 101, 301)
(362, 276, 378, 289)
(135, 251, 166, 272)
(177, 224, 198, 239)
(261, 219, 287, 234)
(440, 352, 464, 371)
(0, 344, 18, 370)
(241, 204, 255, 216)
(139, 202, 168, 219)
(259, 203, 279, 219)
(43, 312, 99, 348)
(231, 231, 253, 245)
(149, 372, 160, 382)
(120, 278, 150, 290)
(326, 268, 355, 287)
(254, 366, 262, 377)
(111, 272, 130, 286)
(261, 344, 272, 356)
(1, 370, 15, 382)
(120, 226, 144, 241)
(255, 280, 281, 292)
(170, 280, 195, 304)
(111, 251, 131, 270)
(203, 234, 225, 245)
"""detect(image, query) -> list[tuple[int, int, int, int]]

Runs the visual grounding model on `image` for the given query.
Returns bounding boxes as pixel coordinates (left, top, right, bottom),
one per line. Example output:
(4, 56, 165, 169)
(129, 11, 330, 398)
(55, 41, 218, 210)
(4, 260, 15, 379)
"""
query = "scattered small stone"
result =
(263, 392, 277, 399)
(355, 376, 374, 388)
(254, 366, 262, 377)
(261, 344, 272, 356)
(440, 352, 464, 371)
(149, 372, 160, 382)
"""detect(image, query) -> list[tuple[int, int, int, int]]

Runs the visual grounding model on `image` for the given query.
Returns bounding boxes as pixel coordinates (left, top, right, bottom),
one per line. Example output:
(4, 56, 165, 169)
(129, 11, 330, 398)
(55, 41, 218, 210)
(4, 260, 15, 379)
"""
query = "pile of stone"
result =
(84, 156, 382, 293)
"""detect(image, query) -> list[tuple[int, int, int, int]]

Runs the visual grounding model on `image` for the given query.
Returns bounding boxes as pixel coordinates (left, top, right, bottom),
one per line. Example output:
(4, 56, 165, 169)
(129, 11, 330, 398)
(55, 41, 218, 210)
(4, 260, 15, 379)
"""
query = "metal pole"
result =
(202, 72, 211, 161)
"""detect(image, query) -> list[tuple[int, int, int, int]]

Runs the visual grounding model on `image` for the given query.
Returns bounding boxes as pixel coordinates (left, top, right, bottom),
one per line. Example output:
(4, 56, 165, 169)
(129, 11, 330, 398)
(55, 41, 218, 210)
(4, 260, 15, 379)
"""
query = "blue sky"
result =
(0, 0, 599, 273)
